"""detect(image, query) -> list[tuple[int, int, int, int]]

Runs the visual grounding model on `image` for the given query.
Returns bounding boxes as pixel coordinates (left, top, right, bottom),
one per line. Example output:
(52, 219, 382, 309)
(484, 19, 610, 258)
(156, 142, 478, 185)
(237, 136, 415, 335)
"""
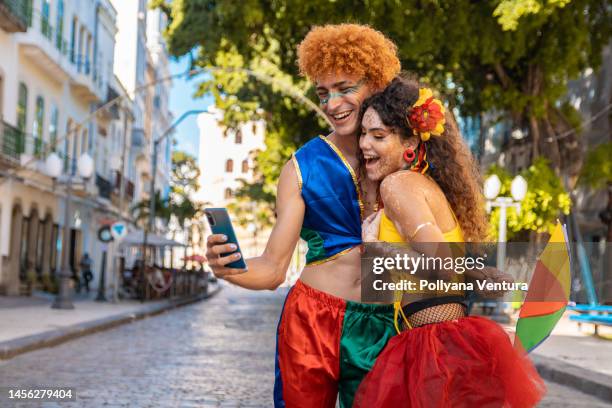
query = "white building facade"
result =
(0, 0, 117, 295)
(0, 0, 173, 297)
(146, 7, 173, 205)
(196, 109, 265, 206)
(110, 0, 173, 220)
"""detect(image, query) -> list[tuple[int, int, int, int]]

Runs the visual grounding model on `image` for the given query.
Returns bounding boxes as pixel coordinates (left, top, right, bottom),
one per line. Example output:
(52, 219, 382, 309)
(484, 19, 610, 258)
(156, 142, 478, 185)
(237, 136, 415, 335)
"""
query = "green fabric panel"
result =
(516, 307, 566, 352)
(300, 227, 326, 263)
(338, 301, 396, 408)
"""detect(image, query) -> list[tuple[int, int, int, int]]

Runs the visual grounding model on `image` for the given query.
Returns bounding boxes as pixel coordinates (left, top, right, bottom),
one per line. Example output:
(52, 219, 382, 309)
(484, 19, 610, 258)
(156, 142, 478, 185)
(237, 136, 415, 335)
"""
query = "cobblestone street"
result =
(0, 284, 610, 407)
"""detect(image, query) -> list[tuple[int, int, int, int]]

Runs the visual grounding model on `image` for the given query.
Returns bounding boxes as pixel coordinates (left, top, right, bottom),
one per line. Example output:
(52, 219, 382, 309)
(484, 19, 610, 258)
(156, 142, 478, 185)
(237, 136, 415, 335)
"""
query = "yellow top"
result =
(377, 210, 465, 333)
(378, 211, 464, 243)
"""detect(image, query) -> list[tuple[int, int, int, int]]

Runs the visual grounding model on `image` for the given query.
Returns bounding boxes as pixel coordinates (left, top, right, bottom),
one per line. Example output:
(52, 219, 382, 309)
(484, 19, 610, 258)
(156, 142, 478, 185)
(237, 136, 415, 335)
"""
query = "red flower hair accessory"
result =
(407, 88, 446, 141)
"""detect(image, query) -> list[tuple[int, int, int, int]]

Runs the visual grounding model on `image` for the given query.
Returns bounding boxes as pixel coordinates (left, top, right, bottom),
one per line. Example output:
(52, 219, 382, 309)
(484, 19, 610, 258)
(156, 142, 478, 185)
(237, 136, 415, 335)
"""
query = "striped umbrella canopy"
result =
(514, 222, 571, 353)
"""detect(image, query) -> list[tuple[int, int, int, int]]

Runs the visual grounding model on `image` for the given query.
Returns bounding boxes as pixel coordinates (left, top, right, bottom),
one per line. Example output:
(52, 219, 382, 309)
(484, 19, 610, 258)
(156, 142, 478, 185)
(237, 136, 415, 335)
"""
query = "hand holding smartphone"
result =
(205, 208, 248, 271)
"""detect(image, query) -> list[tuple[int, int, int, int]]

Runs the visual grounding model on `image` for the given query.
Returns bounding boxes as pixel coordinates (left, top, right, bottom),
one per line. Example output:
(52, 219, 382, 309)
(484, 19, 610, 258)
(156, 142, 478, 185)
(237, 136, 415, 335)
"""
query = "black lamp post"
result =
(45, 152, 94, 309)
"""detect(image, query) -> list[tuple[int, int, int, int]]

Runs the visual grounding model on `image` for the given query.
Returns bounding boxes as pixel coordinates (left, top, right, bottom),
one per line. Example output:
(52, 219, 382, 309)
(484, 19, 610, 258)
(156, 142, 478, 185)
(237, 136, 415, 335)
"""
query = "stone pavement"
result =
(499, 308, 612, 402)
(533, 312, 612, 377)
(0, 283, 610, 407)
(0, 283, 285, 407)
(0, 286, 219, 360)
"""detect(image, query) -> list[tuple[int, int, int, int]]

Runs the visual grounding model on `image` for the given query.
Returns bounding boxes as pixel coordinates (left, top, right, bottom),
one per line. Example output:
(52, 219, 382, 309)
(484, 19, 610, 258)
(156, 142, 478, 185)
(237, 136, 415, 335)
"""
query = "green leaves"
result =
(486, 158, 571, 239)
(227, 178, 276, 230)
(579, 142, 612, 190)
(131, 150, 205, 231)
(170, 150, 204, 228)
(171, 150, 200, 195)
(493, 0, 572, 31)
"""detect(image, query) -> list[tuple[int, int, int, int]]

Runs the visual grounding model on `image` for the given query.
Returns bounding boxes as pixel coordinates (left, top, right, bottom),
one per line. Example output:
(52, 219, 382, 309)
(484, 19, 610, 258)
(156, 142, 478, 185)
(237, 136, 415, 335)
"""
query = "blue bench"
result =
(568, 304, 612, 313)
(569, 312, 612, 336)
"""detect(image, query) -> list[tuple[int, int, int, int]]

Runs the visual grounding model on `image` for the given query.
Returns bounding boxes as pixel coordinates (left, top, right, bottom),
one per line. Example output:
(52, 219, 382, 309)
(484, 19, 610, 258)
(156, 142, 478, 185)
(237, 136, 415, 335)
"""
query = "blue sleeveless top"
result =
(292, 136, 363, 265)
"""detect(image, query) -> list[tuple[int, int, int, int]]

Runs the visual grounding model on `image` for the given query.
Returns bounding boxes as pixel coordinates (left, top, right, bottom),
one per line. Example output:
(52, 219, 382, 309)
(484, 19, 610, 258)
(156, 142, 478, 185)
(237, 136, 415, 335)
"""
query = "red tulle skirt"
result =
(353, 316, 545, 408)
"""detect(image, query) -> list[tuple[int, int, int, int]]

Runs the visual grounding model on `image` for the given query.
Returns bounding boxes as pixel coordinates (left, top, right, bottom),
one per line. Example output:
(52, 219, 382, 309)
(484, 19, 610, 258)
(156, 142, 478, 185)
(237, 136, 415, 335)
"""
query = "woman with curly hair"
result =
(207, 24, 406, 407)
(353, 76, 545, 407)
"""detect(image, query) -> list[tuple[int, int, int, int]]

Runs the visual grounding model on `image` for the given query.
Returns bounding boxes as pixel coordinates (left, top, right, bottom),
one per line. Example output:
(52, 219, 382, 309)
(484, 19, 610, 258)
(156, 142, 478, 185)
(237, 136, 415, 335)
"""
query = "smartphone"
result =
(204, 208, 247, 270)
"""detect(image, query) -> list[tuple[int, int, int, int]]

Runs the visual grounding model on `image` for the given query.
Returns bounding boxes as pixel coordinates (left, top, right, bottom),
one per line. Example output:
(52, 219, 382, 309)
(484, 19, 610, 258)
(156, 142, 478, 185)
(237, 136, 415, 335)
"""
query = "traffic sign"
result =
(98, 226, 113, 243)
(110, 222, 127, 240)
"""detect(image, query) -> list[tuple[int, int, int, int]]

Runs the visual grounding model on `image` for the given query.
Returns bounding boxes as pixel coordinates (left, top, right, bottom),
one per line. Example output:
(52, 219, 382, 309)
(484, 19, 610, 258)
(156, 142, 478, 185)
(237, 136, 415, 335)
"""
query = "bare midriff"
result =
(298, 246, 369, 302)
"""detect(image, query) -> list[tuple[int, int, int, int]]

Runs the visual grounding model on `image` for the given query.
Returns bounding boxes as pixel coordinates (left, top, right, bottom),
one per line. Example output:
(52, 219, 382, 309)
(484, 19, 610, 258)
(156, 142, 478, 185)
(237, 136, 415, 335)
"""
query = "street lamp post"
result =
(484, 174, 528, 322)
(247, 222, 258, 256)
(140, 109, 209, 301)
(46, 152, 94, 309)
(108, 155, 123, 303)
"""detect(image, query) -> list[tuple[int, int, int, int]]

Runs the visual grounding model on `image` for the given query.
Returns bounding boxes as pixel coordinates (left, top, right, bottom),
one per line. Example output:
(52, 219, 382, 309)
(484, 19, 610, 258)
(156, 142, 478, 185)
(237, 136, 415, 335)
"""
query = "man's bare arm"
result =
(206, 160, 304, 290)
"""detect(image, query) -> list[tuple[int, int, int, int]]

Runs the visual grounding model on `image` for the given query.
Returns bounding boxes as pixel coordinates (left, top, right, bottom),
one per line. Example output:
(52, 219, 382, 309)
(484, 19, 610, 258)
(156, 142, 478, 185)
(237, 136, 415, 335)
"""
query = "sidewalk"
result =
(0, 284, 221, 360)
(507, 311, 612, 403)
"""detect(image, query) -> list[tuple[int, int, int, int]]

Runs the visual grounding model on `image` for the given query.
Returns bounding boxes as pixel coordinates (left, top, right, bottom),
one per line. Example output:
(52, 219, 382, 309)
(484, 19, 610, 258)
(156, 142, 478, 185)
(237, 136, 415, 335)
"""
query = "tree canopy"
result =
(152, 0, 610, 192)
(131, 150, 204, 231)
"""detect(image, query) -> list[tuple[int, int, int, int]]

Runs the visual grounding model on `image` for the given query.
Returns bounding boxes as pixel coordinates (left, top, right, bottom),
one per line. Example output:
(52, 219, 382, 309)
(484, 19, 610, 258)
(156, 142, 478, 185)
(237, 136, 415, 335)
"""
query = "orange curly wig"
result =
(297, 24, 400, 91)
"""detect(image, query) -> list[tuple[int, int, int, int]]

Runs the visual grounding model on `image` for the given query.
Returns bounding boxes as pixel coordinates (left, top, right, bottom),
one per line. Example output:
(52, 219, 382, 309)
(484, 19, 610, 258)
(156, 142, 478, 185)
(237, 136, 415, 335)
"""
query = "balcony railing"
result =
(20, 134, 49, 159)
(96, 173, 112, 200)
(17, 15, 106, 95)
(0, 120, 25, 163)
(0, 0, 31, 32)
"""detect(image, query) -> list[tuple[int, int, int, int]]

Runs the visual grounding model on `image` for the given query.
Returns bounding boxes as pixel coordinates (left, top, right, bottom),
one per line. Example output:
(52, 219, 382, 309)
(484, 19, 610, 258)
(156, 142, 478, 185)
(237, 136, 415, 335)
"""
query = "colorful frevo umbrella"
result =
(514, 221, 571, 353)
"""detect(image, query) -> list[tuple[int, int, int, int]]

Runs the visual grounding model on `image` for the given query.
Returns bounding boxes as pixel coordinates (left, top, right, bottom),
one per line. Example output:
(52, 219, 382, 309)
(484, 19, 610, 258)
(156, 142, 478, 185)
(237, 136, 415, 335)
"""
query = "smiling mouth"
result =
(364, 156, 380, 168)
(332, 110, 352, 122)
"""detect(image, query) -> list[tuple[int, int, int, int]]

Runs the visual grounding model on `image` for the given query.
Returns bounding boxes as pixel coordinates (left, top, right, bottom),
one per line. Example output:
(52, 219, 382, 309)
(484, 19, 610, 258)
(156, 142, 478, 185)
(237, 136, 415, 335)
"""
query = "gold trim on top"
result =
(318, 136, 364, 220)
(291, 154, 303, 191)
(305, 245, 358, 266)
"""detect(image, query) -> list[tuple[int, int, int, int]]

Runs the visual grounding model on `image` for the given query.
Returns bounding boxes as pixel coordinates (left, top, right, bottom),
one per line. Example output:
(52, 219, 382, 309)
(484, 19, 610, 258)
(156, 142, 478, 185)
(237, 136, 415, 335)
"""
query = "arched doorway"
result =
(23, 207, 39, 293)
(3, 204, 24, 295)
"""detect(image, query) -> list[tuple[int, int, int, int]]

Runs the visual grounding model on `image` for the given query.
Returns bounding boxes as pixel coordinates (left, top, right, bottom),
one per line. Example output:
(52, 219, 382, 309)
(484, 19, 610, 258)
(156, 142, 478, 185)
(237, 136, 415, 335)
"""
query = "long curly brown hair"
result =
(361, 76, 489, 242)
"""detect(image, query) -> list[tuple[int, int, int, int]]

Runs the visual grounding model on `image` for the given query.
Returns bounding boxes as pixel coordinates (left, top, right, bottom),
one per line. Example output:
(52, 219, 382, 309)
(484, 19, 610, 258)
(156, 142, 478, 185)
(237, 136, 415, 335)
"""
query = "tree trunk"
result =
(607, 183, 612, 243)
(529, 113, 540, 159)
(478, 112, 486, 163)
(542, 114, 562, 175)
(525, 64, 543, 161)
(548, 107, 583, 186)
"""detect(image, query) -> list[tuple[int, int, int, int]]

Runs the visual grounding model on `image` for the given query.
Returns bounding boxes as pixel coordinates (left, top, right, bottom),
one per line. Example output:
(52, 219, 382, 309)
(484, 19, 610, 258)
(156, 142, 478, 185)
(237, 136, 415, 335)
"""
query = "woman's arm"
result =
(380, 172, 513, 294)
(380, 172, 453, 263)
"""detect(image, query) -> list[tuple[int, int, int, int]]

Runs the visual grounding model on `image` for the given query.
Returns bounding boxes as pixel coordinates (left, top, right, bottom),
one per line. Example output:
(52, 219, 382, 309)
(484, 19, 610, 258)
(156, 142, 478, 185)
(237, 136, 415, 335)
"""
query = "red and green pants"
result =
(274, 280, 396, 408)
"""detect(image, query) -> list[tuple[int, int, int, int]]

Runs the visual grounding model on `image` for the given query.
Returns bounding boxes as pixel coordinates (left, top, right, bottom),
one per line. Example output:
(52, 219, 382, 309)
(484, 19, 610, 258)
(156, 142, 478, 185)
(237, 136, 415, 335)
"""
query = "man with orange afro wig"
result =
(206, 24, 401, 407)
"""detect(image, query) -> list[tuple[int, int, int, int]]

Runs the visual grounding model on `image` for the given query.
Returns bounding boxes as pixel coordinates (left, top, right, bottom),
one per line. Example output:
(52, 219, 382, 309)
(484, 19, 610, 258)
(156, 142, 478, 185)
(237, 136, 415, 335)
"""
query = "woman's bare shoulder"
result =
(380, 170, 430, 198)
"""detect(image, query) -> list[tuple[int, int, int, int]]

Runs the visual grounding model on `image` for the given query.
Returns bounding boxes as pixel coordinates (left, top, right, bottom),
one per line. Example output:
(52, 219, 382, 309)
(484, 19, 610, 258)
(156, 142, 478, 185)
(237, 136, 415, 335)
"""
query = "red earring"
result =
(403, 147, 416, 163)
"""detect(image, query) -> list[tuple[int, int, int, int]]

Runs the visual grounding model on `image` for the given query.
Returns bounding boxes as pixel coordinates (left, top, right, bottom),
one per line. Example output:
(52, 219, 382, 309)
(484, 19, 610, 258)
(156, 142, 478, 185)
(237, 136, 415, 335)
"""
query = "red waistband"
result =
(292, 280, 395, 314)
(292, 279, 347, 310)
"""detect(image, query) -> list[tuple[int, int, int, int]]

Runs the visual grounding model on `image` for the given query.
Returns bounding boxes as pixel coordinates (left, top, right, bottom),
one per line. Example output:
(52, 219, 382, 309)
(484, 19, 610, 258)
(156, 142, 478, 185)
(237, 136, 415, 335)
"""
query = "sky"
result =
(168, 55, 214, 163)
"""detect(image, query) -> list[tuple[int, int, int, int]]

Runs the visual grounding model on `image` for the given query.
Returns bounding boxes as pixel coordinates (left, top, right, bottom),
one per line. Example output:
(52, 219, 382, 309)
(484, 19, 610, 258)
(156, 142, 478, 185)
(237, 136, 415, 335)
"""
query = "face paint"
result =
(316, 75, 372, 138)
(318, 80, 366, 105)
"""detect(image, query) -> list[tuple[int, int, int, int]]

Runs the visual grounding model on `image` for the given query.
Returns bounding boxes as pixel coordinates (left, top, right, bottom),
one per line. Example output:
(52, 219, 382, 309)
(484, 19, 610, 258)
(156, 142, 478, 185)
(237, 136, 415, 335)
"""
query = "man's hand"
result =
(362, 210, 382, 242)
(473, 266, 515, 299)
(206, 234, 247, 279)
